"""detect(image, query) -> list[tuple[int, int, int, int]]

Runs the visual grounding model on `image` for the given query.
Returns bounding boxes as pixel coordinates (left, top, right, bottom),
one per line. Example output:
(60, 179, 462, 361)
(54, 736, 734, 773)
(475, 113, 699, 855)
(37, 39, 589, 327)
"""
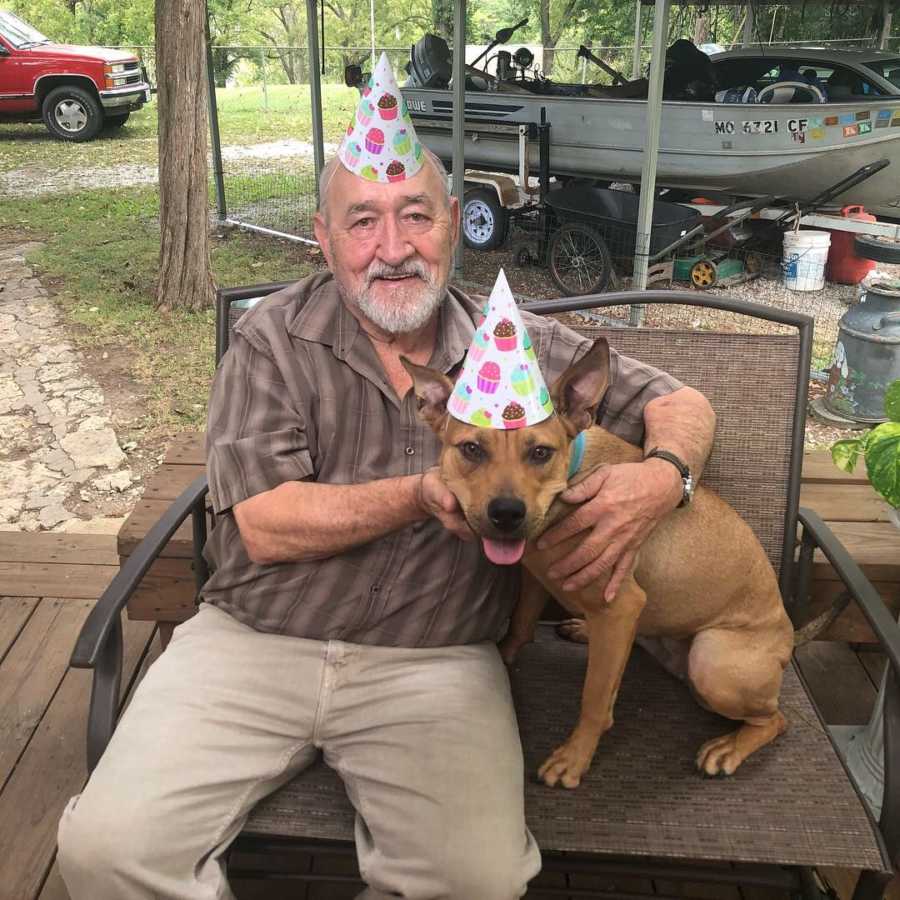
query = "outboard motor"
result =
(406, 34, 452, 88)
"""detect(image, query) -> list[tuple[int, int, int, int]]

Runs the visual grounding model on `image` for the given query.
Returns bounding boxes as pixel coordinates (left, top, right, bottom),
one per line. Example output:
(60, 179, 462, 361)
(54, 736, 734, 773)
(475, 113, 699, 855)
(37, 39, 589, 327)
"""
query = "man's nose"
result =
(377, 216, 413, 266)
(487, 497, 527, 533)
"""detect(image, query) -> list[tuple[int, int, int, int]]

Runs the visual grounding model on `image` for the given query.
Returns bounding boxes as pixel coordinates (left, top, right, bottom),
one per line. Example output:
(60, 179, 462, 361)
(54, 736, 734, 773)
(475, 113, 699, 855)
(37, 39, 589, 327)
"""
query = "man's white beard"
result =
(341, 259, 447, 334)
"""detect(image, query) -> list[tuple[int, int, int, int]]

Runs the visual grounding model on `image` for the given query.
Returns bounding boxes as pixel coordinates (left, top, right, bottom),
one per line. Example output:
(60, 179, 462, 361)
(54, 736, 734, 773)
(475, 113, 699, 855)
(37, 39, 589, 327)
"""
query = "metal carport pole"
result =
(452, 0, 466, 275)
(630, 0, 670, 324)
(306, 0, 326, 197)
(631, 0, 642, 80)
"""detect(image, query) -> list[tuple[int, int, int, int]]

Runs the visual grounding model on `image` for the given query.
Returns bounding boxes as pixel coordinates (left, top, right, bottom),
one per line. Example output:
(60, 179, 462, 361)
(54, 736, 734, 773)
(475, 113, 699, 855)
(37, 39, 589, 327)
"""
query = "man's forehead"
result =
(333, 164, 441, 215)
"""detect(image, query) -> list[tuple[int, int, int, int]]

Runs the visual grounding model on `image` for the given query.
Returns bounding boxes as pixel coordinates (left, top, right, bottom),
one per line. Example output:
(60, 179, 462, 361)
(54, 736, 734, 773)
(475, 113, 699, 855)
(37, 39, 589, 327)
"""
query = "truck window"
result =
(0, 11, 49, 49)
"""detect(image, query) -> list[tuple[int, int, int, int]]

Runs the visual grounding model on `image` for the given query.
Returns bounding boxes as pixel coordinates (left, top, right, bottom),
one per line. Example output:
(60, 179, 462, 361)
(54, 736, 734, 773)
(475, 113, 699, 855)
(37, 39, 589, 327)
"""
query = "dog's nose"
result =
(487, 497, 526, 533)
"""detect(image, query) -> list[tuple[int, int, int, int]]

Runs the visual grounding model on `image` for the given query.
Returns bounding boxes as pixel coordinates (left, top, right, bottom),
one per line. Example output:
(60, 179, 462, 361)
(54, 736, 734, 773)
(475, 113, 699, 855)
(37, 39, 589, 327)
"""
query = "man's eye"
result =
(459, 441, 485, 463)
(408, 213, 429, 223)
(530, 446, 554, 464)
(352, 217, 374, 229)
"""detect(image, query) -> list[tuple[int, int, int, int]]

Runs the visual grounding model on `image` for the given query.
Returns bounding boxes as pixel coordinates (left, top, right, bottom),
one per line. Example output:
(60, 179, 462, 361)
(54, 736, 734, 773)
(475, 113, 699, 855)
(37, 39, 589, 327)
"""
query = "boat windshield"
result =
(0, 11, 49, 49)
(862, 58, 900, 89)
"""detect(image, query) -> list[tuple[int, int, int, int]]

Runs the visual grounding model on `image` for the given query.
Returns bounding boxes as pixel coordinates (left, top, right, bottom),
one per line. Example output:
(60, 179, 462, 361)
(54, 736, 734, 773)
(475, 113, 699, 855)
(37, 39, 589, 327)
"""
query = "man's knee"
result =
(442, 849, 536, 899)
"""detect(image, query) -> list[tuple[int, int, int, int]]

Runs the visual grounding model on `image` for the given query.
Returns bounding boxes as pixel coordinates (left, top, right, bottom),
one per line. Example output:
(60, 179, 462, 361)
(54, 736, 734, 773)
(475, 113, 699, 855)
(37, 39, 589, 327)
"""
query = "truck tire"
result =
(463, 189, 508, 251)
(854, 235, 900, 265)
(42, 85, 103, 142)
(104, 112, 131, 129)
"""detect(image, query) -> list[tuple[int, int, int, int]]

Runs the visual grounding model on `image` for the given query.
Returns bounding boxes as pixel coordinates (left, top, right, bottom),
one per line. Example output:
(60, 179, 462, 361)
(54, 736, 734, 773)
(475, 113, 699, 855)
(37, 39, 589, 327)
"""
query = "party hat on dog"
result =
(450, 269, 554, 429)
(338, 52, 425, 184)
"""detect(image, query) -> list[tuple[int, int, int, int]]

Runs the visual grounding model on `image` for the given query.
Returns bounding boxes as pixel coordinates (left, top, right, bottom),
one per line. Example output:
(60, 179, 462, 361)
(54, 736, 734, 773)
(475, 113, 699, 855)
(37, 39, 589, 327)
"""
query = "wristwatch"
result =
(644, 448, 694, 508)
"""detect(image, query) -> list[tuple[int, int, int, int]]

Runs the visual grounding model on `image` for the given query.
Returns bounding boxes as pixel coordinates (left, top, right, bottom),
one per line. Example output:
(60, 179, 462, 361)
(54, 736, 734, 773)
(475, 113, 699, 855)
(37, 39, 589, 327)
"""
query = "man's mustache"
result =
(366, 261, 431, 286)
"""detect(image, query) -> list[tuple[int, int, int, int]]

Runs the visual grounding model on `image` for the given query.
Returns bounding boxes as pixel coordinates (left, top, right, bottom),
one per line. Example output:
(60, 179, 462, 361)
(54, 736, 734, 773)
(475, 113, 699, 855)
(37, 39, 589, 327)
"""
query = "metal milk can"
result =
(825, 277, 900, 423)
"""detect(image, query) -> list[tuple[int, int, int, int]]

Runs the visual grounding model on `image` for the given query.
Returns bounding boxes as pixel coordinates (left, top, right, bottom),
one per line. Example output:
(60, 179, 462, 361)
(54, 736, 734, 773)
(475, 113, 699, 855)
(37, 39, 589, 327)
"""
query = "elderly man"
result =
(58, 56, 715, 900)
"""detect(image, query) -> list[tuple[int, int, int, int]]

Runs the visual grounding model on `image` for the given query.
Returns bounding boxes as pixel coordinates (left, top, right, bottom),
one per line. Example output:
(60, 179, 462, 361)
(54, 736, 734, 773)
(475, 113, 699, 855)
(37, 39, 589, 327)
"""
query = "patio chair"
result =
(70, 288, 900, 898)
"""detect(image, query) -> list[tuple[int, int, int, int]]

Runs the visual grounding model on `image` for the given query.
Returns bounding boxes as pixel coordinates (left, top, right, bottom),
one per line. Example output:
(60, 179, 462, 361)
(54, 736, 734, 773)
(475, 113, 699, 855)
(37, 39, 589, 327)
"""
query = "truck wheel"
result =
(463, 189, 508, 251)
(42, 86, 103, 142)
(104, 112, 131, 129)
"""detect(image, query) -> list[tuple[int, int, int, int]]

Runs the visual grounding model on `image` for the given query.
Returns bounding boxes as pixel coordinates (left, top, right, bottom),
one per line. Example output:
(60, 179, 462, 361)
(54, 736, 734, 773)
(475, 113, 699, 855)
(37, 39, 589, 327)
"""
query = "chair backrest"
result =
(215, 286, 812, 599)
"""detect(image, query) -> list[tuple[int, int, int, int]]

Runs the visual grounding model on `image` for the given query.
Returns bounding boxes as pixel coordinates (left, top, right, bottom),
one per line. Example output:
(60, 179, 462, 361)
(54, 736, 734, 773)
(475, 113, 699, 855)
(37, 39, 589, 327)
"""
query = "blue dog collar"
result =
(568, 431, 587, 480)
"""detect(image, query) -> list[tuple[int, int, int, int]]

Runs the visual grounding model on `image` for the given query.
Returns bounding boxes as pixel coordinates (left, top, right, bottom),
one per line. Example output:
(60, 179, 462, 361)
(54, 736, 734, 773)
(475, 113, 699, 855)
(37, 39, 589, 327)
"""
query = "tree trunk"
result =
(155, 0, 215, 312)
(432, 0, 453, 39)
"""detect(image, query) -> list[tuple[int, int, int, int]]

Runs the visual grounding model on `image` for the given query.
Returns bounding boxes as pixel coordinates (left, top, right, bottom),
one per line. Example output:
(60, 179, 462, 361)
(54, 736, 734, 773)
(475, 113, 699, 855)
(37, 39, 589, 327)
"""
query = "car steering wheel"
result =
(757, 81, 827, 104)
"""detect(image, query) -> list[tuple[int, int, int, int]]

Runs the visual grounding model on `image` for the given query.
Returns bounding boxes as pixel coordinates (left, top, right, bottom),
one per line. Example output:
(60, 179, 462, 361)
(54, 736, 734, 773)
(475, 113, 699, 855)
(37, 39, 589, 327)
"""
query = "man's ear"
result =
(550, 337, 610, 436)
(400, 357, 453, 433)
(312, 212, 333, 269)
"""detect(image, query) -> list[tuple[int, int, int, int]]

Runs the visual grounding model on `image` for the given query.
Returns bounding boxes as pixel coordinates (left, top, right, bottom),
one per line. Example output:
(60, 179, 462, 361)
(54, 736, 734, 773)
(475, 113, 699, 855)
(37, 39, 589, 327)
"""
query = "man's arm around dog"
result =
(539, 385, 715, 599)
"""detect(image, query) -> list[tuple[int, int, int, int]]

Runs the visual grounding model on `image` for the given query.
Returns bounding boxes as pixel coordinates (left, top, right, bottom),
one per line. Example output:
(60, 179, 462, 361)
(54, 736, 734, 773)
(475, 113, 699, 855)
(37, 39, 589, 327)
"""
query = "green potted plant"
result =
(831, 380, 900, 528)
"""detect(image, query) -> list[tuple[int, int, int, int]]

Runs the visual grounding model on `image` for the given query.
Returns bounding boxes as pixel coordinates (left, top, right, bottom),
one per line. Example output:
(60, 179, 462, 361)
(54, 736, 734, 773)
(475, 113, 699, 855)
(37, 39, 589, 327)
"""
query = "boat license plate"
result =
(742, 119, 778, 135)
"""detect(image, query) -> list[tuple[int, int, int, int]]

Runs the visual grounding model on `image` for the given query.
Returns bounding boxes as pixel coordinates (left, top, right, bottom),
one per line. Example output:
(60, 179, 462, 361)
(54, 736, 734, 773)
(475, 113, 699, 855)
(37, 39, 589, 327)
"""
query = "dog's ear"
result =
(550, 337, 610, 436)
(400, 357, 453, 433)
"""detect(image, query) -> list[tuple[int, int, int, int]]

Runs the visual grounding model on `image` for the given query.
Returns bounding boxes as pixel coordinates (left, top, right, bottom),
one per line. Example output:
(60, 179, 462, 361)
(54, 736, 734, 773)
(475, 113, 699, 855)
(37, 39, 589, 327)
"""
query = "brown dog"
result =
(403, 338, 794, 789)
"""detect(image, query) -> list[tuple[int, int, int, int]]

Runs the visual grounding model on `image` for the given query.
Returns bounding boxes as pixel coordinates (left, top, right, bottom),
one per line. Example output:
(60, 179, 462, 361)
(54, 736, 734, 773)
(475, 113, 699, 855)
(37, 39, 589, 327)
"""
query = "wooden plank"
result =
(800, 483, 890, 523)
(141, 463, 205, 502)
(855, 649, 887, 690)
(811, 521, 900, 583)
(0, 533, 118, 566)
(794, 642, 879, 726)
(0, 598, 91, 791)
(655, 879, 740, 897)
(0, 615, 156, 900)
(165, 431, 205, 466)
(802, 450, 868, 485)
(0, 562, 116, 600)
(0, 596, 39, 663)
(807, 580, 900, 644)
(125, 558, 197, 622)
(118, 499, 194, 559)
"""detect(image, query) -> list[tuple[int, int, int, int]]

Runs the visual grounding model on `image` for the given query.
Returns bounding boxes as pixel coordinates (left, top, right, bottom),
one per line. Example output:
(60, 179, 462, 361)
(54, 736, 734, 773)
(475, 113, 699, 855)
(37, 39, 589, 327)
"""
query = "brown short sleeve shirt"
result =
(202, 273, 682, 646)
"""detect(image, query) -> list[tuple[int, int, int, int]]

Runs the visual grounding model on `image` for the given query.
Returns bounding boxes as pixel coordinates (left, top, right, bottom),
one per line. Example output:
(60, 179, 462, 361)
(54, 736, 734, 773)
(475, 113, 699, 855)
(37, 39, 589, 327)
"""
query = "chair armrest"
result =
(797, 508, 900, 674)
(798, 507, 900, 869)
(70, 474, 210, 669)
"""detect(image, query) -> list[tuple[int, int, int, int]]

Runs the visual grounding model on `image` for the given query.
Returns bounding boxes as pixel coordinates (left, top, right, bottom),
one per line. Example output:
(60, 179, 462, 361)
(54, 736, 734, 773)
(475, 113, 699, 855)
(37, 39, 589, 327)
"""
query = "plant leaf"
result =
(884, 380, 900, 423)
(864, 422, 900, 508)
(831, 438, 863, 473)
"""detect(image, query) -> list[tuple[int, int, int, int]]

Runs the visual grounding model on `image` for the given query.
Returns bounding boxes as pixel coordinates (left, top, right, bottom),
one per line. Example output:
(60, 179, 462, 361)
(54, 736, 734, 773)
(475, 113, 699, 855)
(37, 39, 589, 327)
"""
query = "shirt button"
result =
(405, 446, 415, 456)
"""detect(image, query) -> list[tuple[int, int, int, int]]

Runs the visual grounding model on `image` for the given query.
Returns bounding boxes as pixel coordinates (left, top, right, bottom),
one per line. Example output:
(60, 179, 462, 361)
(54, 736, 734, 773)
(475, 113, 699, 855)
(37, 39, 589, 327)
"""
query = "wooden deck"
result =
(2, 443, 900, 899)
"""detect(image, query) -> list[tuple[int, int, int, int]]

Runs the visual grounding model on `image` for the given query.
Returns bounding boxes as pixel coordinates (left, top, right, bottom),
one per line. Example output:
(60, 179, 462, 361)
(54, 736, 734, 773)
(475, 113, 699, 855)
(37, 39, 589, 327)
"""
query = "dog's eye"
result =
(459, 441, 484, 463)
(530, 446, 554, 464)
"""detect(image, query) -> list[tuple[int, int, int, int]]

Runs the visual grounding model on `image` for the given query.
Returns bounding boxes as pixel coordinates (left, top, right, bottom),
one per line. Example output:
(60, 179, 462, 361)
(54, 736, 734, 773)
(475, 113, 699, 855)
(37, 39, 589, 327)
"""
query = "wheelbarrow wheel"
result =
(548, 222, 613, 296)
(690, 258, 718, 289)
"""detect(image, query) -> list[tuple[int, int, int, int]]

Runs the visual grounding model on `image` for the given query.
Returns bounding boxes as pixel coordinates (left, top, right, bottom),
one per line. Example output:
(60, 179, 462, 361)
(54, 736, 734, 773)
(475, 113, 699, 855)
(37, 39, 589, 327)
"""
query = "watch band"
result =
(644, 448, 694, 507)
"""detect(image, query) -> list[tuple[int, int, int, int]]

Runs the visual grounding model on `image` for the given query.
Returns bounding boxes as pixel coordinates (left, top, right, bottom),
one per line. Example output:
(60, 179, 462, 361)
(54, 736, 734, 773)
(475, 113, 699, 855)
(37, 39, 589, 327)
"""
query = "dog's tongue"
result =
(482, 538, 526, 565)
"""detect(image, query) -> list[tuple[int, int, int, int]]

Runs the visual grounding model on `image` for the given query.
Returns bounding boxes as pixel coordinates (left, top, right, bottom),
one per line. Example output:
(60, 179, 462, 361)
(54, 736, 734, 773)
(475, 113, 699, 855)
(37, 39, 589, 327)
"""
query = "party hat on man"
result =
(450, 269, 554, 430)
(338, 52, 425, 184)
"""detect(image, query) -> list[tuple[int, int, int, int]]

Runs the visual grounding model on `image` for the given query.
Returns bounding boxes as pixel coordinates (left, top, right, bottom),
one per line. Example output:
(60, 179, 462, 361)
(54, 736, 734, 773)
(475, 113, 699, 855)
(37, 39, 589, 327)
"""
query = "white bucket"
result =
(782, 230, 831, 291)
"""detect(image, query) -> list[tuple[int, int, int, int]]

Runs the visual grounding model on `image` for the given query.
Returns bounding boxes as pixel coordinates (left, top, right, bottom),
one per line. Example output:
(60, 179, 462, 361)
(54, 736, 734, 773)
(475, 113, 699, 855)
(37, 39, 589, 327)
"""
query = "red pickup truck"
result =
(0, 10, 151, 142)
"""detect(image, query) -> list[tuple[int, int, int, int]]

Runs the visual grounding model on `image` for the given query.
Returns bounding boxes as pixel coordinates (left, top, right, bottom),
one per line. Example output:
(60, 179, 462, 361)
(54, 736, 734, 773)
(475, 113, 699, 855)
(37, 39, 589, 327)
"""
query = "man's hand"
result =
(417, 469, 475, 542)
(537, 459, 682, 600)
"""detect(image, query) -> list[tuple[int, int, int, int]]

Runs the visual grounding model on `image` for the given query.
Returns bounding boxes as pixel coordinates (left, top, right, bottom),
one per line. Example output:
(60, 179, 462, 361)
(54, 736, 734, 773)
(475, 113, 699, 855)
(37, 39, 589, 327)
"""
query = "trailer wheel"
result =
(463, 189, 508, 251)
(691, 259, 718, 289)
(854, 236, 900, 265)
(548, 222, 613, 296)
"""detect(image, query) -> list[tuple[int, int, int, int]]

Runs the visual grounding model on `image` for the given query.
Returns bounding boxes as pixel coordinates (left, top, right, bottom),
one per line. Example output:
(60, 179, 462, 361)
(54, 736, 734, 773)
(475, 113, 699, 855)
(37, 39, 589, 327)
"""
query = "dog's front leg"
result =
(538, 577, 646, 789)
(498, 567, 548, 665)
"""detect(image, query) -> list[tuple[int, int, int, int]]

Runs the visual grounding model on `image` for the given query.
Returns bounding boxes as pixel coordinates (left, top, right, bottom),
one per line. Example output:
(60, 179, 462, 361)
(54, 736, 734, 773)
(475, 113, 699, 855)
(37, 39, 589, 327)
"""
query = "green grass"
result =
(0, 186, 319, 434)
(0, 83, 357, 175)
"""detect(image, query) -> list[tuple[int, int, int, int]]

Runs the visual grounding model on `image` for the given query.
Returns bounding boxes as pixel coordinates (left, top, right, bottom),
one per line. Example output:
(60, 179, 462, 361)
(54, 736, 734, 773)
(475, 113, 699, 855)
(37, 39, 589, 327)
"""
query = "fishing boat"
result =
(396, 32, 900, 219)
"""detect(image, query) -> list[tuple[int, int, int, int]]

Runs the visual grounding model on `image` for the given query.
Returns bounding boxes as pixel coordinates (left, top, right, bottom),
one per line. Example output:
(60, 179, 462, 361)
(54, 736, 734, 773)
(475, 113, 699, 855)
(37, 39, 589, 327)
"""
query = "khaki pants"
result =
(58, 604, 540, 899)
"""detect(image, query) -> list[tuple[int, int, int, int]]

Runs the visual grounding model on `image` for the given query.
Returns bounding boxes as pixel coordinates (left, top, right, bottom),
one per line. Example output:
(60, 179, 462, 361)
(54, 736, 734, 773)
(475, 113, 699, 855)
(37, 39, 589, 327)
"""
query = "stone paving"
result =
(0, 240, 137, 533)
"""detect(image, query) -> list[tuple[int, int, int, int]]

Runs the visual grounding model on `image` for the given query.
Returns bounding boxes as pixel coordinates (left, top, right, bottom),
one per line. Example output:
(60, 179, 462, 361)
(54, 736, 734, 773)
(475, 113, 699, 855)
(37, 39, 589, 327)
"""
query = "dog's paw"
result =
(695, 732, 744, 776)
(555, 618, 590, 644)
(537, 738, 596, 789)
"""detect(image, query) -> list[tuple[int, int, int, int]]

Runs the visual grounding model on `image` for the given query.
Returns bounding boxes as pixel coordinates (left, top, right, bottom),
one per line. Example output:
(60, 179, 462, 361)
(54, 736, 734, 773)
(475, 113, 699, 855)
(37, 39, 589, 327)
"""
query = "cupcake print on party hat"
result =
(338, 52, 426, 184)
(450, 269, 554, 430)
